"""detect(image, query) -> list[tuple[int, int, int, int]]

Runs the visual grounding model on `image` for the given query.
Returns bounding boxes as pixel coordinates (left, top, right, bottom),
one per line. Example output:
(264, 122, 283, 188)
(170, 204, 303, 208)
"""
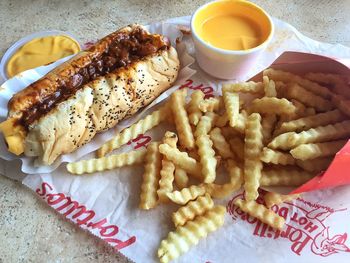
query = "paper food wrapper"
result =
(0, 22, 196, 174)
(1, 16, 350, 263)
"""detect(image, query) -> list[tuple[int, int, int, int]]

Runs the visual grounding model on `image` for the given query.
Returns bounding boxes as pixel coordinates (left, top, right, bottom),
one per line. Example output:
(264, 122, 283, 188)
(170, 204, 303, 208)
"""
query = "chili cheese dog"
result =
(0, 24, 180, 165)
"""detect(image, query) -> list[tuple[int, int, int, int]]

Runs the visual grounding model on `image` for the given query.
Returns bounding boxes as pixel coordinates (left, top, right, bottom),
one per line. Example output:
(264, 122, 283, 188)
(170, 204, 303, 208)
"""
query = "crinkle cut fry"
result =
(244, 113, 264, 201)
(158, 206, 225, 263)
(188, 90, 205, 125)
(263, 76, 277, 97)
(222, 81, 264, 94)
(198, 97, 222, 113)
(96, 105, 170, 157)
(261, 114, 277, 144)
(290, 139, 347, 161)
(263, 68, 333, 99)
(210, 127, 235, 159)
(284, 83, 332, 112)
(157, 159, 176, 203)
(305, 72, 350, 99)
(158, 132, 179, 202)
(250, 97, 296, 115)
(260, 147, 295, 165)
(196, 134, 217, 183)
(275, 109, 345, 135)
(234, 199, 285, 230)
(223, 90, 240, 127)
(268, 120, 350, 150)
(67, 149, 146, 174)
(260, 167, 314, 186)
(172, 193, 214, 227)
(166, 184, 207, 205)
(332, 94, 350, 118)
(140, 142, 162, 209)
(158, 143, 201, 176)
(171, 89, 195, 149)
(174, 167, 189, 189)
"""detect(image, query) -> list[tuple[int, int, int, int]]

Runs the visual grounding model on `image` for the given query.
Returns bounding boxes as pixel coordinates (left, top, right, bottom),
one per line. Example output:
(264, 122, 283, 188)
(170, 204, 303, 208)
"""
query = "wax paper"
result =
(1, 16, 350, 263)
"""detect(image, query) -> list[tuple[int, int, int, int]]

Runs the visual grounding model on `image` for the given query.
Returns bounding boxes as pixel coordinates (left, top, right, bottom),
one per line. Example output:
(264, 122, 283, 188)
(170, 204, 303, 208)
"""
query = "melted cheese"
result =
(193, 0, 272, 51)
(0, 118, 25, 155)
(6, 35, 80, 78)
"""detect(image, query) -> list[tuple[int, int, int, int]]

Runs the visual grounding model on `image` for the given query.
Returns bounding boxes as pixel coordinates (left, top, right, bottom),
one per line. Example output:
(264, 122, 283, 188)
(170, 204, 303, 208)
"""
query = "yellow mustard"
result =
(6, 35, 81, 78)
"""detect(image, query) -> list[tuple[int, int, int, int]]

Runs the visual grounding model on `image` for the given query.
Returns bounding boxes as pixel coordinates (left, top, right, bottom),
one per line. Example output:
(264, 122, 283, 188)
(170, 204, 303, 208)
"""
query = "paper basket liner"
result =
(0, 22, 196, 174)
(1, 16, 350, 263)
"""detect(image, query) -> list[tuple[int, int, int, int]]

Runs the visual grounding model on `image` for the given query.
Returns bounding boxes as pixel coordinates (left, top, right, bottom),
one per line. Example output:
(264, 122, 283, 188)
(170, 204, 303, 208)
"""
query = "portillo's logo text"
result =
(227, 191, 350, 257)
(36, 182, 136, 250)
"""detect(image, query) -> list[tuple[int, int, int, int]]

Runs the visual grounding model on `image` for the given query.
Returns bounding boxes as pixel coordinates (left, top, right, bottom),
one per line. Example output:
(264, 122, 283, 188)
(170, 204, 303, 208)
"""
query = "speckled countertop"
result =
(0, 0, 349, 262)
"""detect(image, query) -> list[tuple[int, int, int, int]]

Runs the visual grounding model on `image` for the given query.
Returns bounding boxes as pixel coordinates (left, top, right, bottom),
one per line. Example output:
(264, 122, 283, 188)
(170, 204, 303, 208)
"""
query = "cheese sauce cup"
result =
(191, 0, 274, 79)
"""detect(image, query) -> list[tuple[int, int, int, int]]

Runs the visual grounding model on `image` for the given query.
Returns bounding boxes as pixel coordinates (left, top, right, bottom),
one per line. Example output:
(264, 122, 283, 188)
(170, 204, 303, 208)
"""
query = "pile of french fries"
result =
(66, 68, 350, 263)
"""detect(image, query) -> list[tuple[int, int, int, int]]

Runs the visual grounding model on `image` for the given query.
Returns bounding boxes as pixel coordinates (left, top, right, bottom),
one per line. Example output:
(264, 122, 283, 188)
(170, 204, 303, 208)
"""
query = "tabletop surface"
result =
(1, 0, 350, 262)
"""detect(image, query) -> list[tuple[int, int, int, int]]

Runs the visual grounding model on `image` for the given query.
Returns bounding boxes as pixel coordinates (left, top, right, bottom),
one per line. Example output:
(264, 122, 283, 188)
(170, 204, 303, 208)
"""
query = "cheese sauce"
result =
(6, 35, 80, 78)
(200, 15, 263, 50)
(193, 0, 272, 51)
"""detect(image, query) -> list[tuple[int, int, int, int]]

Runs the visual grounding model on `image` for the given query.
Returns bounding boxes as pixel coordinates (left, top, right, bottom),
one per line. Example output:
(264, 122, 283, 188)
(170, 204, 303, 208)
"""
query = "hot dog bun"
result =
(0, 24, 180, 165)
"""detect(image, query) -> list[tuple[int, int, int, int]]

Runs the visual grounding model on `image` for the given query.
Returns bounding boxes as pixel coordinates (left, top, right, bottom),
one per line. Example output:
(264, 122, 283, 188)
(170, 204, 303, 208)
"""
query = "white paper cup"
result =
(191, 0, 274, 80)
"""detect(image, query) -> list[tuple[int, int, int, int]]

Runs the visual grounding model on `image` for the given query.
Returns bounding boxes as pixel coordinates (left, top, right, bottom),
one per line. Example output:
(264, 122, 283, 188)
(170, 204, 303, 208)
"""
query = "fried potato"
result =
(194, 113, 217, 137)
(260, 167, 314, 186)
(157, 159, 176, 203)
(249, 97, 296, 115)
(268, 120, 350, 150)
(174, 167, 189, 189)
(215, 114, 229, 127)
(229, 137, 245, 161)
(264, 192, 300, 208)
(290, 139, 347, 161)
(166, 184, 206, 205)
(140, 142, 162, 210)
(235, 111, 247, 134)
(209, 127, 235, 159)
(305, 72, 350, 99)
(260, 147, 295, 165)
(199, 97, 222, 113)
(284, 83, 332, 112)
(205, 159, 243, 198)
(188, 90, 205, 126)
(67, 149, 147, 174)
(158, 144, 201, 176)
(97, 105, 170, 157)
(274, 109, 345, 135)
(332, 94, 350, 118)
(172, 193, 214, 227)
(304, 107, 317, 116)
(263, 76, 277, 97)
(158, 206, 225, 263)
(244, 113, 264, 201)
(163, 131, 178, 148)
(171, 89, 195, 150)
(157, 132, 180, 201)
(196, 135, 217, 183)
(261, 114, 277, 144)
(223, 91, 240, 127)
(234, 199, 285, 230)
(278, 99, 306, 123)
(295, 156, 333, 172)
(223, 81, 264, 94)
(263, 68, 332, 99)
